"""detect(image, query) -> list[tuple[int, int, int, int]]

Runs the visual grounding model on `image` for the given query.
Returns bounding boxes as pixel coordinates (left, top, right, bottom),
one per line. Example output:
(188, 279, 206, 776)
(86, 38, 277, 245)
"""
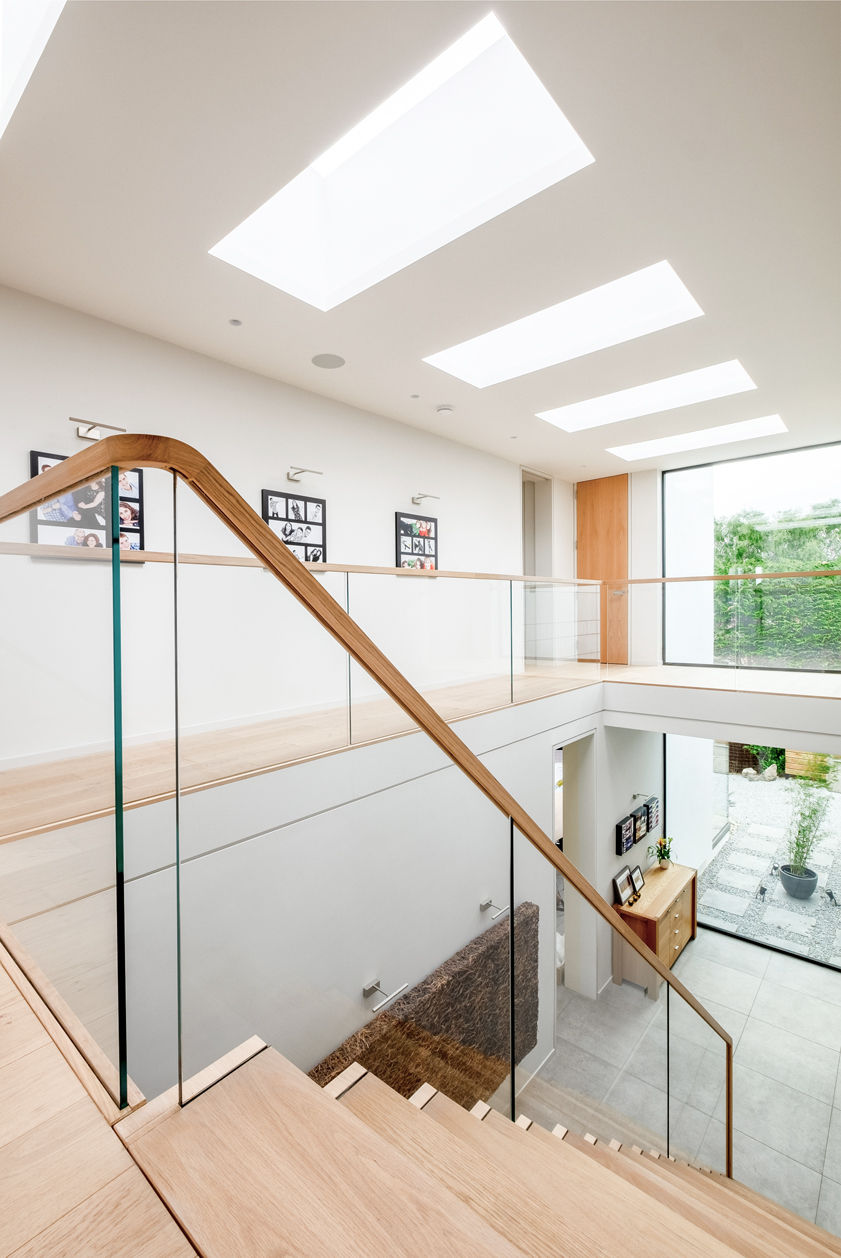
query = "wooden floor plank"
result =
(130, 1047, 521, 1258)
(8, 1167, 197, 1258)
(0, 1100, 133, 1256)
(0, 1041, 87, 1151)
(0, 667, 594, 842)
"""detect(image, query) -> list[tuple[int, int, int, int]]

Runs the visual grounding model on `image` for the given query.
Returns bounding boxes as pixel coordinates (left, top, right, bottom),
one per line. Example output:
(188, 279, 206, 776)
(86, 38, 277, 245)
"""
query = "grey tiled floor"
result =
(522, 925, 841, 1234)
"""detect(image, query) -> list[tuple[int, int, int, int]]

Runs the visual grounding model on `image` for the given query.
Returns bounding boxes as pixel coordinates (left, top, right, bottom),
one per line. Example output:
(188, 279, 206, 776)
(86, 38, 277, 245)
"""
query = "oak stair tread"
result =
(339, 1071, 743, 1258)
(549, 1128, 833, 1258)
(633, 1145, 841, 1257)
(128, 1047, 521, 1257)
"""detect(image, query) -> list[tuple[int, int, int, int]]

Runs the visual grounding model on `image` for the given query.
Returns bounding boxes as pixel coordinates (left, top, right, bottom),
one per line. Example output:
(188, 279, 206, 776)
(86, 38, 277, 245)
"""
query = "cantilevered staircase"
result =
(1, 437, 839, 1255)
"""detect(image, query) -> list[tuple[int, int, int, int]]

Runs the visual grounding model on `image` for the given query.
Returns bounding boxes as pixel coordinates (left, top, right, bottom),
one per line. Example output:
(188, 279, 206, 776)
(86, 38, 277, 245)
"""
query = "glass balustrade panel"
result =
(667, 985, 729, 1173)
(347, 572, 512, 741)
(0, 466, 126, 1104)
(514, 581, 601, 701)
(170, 477, 515, 1115)
(511, 833, 670, 1153)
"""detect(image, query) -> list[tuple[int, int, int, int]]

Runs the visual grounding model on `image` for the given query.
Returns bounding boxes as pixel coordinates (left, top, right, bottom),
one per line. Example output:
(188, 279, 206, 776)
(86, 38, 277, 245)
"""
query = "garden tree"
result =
(713, 501, 841, 665)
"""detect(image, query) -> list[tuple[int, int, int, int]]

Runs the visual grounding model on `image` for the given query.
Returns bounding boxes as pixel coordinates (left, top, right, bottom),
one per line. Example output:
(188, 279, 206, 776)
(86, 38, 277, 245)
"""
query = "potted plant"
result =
(780, 753, 832, 900)
(647, 836, 673, 869)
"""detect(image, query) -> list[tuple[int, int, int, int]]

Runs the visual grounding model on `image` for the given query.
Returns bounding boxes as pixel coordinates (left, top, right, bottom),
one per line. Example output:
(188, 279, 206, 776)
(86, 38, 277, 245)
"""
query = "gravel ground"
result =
(698, 773, 841, 965)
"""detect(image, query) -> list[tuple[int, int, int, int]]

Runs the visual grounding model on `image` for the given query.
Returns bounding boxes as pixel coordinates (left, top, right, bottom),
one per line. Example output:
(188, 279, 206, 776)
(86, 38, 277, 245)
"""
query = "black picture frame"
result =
(395, 511, 438, 570)
(29, 450, 145, 553)
(615, 815, 634, 856)
(261, 489, 327, 563)
(632, 805, 649, 844)
(613, 865, 634, 906)
(630, 865, 645, 894)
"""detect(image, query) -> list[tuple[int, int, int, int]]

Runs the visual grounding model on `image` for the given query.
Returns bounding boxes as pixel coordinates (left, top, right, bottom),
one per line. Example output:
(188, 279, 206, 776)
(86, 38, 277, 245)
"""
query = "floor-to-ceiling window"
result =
(663, 443, 841, 671)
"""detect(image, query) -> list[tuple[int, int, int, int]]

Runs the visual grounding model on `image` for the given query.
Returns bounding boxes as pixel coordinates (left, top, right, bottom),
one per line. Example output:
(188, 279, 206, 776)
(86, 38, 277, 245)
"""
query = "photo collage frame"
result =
(261, 490, 326, 563)
(29, 451, 145, 552)
(615, 796, 659, 856)
(395, 512, 438, 570)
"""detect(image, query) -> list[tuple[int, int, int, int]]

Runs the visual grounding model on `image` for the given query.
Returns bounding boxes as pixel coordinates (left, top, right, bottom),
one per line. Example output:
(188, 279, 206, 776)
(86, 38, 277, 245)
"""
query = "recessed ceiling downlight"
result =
(607, 415, 787, 462)
(311, 353, 345, 369)
(423, 261, 703, 388)
(537, 360, 756, 431)
(209, 13, 594, 311)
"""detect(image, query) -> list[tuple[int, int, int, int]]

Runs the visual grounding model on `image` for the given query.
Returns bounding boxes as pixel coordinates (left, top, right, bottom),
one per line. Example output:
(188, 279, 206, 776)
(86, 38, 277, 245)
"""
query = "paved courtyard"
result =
(698, 774, 841, 965)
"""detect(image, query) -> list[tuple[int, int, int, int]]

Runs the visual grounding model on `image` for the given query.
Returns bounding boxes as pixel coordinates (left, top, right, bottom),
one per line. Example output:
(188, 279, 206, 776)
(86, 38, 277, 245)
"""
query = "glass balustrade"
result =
(0, 447, 734, 1176)
(0, 467, 128, 1106)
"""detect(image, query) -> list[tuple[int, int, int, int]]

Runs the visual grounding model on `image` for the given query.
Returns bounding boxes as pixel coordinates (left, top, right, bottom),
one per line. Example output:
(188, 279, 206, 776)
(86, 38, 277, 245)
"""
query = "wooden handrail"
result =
(0, 435, 734, 1174)
(608, 569, 841, 585)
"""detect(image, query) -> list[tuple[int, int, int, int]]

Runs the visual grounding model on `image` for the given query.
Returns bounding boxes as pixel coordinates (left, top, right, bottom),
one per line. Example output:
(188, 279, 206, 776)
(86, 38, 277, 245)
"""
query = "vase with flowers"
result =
(647, 835, 673, 869)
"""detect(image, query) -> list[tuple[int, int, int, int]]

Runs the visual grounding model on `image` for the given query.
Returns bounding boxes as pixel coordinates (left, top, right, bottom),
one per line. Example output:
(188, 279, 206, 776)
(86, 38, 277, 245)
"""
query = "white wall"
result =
(596, 726, 665, 993)
(665, 733, 715, 875)
(0, 284, 539, 763)
(116, 689, 605, 1098)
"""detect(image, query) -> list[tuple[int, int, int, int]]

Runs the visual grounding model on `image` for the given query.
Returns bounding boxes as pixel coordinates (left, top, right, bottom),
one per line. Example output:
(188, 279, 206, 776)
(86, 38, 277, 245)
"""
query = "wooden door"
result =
(576, 474, 628, 664)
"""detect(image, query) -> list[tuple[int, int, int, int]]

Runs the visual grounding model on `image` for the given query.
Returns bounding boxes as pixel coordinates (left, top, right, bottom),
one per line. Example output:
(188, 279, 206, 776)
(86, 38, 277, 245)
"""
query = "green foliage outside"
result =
(744, 744, 785, 773)
(714, 500, 841, 667)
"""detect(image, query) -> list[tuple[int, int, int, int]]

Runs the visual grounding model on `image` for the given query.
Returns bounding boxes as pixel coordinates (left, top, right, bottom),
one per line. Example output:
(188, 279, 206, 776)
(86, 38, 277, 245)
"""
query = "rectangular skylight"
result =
(537, 359, 756, 431)
(0, 0, 65, 141)
(210, 13, 594, 311)
(424, 261, 703, 388)
(607, 415, 787, 462)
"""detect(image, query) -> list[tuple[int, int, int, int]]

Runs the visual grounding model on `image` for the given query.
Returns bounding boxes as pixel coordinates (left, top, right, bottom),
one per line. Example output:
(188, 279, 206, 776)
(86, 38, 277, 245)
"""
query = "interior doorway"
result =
(522, 468, 552, 577)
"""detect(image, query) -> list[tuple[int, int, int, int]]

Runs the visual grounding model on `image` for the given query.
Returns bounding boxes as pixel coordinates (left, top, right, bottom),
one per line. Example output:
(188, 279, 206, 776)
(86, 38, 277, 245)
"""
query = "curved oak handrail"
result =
(0, 434, 734, 1171)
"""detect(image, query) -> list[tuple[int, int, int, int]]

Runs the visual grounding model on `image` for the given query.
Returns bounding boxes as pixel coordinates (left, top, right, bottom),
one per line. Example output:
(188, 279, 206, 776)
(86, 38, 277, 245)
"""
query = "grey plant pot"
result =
(780, 865, 819, 900)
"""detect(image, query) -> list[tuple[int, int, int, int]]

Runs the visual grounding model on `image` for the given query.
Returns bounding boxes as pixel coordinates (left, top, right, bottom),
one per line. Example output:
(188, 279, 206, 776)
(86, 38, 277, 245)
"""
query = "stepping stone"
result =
(725, 853, 771, 874)
(719, 869, 762, 893)
(752, 824, 786, 838)
(762, 906, 815, 936)
(700, 889, 749, 917)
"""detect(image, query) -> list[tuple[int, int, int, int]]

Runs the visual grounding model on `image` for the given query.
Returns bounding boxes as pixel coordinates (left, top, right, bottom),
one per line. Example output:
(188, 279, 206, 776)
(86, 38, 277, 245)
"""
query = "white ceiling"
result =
(0, 0, 839, 481)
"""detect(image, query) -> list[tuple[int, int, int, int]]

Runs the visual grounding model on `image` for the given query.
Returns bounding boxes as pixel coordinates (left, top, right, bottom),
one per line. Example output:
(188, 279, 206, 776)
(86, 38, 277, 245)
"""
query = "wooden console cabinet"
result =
(611, 862, 697, 999)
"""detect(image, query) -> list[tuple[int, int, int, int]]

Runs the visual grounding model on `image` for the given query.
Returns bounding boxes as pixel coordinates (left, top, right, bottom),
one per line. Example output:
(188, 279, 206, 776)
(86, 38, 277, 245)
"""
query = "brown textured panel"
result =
(310, 903, 539, 1108)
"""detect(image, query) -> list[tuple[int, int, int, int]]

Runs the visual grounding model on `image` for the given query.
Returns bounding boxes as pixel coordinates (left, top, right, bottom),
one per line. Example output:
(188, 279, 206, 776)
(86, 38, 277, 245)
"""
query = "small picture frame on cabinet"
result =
(613, 866, 634, 907)
(630, 865, 645, 895)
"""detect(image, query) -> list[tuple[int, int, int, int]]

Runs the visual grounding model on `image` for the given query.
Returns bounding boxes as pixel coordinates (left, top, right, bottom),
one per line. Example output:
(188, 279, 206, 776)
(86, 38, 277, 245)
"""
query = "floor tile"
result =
(539, 1035, 619, 1103)
(689, 928, 769, 978)
(672, 953, 761, 1015)
(669, 1101, 710, 1162)
(624, 1022, 701, 1103)
(751, 980, 841, 1051)
(716, 1062, 831, 1172)
(735, 1016, 839, 1103)
(700, 1122, 822, 1221)
(602, 1072, 668, 1146)
(817, 1176, 841, 1236)
(823, 1107, 841, 1184)
(765, 950, 841, 1009)
(686, 1047, 728, 1116)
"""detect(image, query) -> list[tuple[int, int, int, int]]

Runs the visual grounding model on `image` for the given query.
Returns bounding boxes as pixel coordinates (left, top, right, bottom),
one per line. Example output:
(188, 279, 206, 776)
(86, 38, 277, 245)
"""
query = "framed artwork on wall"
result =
(615, 815, 634, 856)
(29, 451, 145, 552)
(613, 866, 634, 907)
(395, 511, 438, 570)
(261, 489, 326, 563)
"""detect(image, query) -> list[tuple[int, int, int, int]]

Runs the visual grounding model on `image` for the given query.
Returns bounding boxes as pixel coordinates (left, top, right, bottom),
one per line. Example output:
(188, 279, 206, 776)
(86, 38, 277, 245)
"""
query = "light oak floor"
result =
(0, 665, 600, 843)
(0, 957, 196, 1258)
(3, 659, 837, 846)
